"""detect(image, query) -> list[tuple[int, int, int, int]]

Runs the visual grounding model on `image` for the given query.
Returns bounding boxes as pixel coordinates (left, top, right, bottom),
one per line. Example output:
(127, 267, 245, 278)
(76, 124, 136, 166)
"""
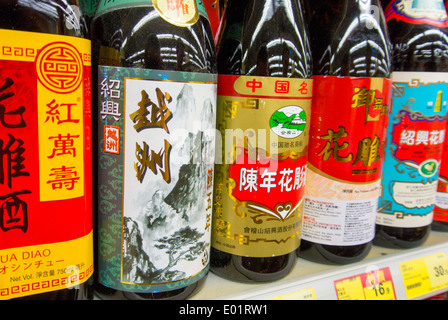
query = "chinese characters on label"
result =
(0, 29, 93, 300)
(399, 129, 445, 146)
(316, 85, 388, 176)
(239, 165, 306, 193)
(0, 77, 30, 234)
(101, 77, 122, 155)
(130, 88, 173, 184)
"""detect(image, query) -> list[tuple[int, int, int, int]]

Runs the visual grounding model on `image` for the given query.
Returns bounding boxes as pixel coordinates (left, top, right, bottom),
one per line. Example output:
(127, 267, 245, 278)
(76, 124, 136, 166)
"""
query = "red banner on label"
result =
(228, 149, 307, 220)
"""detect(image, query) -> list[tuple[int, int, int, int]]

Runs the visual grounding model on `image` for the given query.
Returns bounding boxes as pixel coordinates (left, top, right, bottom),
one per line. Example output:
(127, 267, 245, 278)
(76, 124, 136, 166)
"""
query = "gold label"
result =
(153, 0, 199, 27)
(212, 74, 313, 257)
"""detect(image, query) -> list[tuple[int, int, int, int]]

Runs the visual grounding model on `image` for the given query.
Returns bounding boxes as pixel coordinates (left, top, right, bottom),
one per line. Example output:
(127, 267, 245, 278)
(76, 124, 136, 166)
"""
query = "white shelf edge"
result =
(191, 231, 448, 300)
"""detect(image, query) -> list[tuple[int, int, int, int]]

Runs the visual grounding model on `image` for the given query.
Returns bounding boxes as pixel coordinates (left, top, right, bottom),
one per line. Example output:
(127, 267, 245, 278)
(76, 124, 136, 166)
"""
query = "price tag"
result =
(401, 252, 448, 300)
(269, 288, 316, 300)
(334, 267, 396, 300)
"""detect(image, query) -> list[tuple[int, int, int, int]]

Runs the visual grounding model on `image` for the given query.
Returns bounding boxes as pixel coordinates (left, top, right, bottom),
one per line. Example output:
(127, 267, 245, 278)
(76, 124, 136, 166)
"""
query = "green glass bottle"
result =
(211, 0, 312, 282)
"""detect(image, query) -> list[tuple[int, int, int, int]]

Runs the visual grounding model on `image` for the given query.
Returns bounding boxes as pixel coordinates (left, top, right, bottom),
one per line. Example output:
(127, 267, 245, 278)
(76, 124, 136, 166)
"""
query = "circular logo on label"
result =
(420, 159, 439, 177)
(153, 0, 199, 27)
(36, 42, 83, 94)
(270, 106, 306, 139)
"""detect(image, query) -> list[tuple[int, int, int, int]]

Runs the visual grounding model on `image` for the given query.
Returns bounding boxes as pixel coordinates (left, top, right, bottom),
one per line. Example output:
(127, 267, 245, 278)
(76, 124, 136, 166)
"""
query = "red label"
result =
(203, 0, 220, 39)
(0, 60, 92, 250)
(435, 128, 448, 220)
(229, 149, 307, 219)
(308, 76, 392, 183)
(0, 30, 92, 299)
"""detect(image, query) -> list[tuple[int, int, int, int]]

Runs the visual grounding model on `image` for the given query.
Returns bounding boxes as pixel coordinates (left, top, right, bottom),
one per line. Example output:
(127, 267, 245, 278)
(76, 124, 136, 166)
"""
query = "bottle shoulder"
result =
(313, 13, 392, 77)
(92, 7, 216, 73)
(389, 22, 448, 71)
(0, 0, 86, 37)
(240, 4, 312, 78)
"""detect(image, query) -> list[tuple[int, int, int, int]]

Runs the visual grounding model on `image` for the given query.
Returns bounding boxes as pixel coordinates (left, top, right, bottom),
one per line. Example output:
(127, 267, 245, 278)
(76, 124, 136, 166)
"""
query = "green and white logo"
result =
(270, 105, 306, 139)
(419, 159, 439, 177)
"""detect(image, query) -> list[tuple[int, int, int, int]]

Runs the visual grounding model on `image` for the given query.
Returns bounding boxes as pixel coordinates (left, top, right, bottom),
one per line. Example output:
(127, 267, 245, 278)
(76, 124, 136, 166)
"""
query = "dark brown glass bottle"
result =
(298, 0, 391, 265)
(375, 0, 448, 247)
(91, 1, 217, 299)
(210, 0, 312, 282)
(0, 0, 93, 300)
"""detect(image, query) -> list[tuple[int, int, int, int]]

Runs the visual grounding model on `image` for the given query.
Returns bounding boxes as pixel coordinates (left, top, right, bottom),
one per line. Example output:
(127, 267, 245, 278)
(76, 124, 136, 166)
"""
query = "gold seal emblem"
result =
(153, 0, 199, 27)
(36, 42, 83, 94)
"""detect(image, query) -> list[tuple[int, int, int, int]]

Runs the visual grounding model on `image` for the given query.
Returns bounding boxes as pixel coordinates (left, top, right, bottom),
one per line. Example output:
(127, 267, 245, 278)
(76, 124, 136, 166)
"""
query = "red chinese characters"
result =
(391, 110, 446, 165)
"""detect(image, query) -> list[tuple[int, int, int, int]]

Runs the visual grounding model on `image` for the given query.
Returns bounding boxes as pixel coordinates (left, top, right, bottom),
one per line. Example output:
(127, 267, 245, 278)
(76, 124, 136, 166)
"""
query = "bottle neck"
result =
(311, 0, 391, 77)
(339, 0, 382, 20)
(241, 0, 310, 77)
(244, 0, 304, 37)
(245, 0, 301, 20)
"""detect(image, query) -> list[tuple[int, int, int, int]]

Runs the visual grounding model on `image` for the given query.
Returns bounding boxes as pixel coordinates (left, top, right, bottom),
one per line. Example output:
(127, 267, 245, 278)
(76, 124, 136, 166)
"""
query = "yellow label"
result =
(401, 253, 448, 299)
(335, 268, 396, 300)
(0, 29, 91, 65)
(363, 281, 396, 300)
(269, 288, 316, 300)
(37, 78, 85, 201)
(212, 75, 312, 257)
(0, 231, 94, 300)
(335, 276, 365, 300)
(0, 29, 91, 202)
(0, 29, 92, 299)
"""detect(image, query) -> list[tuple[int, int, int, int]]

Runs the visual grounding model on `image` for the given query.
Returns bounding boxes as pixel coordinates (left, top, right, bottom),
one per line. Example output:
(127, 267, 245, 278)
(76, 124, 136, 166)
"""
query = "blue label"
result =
(377, 72, 448, 228)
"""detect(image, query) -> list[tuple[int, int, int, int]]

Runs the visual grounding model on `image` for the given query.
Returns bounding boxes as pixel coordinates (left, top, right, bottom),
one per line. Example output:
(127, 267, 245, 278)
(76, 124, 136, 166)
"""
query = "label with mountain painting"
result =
(97, 66, 217, 293)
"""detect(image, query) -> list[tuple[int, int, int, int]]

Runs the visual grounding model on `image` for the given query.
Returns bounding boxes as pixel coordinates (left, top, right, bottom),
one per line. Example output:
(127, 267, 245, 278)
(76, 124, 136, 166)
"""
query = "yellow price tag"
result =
(269, 288, 316, 300)
(426, 253, 448, 288)
(400, 252, 448, 300)
(335, 276, 365, 300)
(363, 281, 396, 300)
(335, 267, 397, 300)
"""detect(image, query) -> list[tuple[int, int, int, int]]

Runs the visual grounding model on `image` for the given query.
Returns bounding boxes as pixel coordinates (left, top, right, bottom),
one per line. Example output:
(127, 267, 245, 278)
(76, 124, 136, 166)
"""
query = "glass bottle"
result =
(91, 0, 217, 299)
(211, 0, 312, 282)
(298, 0, 392, 265)
(0, 0, 93, 300)
(375, 0, 448, 247)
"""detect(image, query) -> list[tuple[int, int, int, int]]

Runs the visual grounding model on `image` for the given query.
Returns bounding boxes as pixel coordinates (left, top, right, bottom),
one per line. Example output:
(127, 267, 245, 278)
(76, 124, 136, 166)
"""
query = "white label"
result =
(436, 191, 448, 210)
(391, 180, 438, 209)
(302, 195, 378, 246)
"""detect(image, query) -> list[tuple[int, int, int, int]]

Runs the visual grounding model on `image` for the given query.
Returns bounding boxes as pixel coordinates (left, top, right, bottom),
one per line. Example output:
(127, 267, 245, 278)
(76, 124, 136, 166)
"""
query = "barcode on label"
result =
(407, 282, 422, 290)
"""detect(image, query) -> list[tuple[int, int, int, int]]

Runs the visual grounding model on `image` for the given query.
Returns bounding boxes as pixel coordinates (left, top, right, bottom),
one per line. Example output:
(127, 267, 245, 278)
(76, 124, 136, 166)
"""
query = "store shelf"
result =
(191, 231, 448, 300)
